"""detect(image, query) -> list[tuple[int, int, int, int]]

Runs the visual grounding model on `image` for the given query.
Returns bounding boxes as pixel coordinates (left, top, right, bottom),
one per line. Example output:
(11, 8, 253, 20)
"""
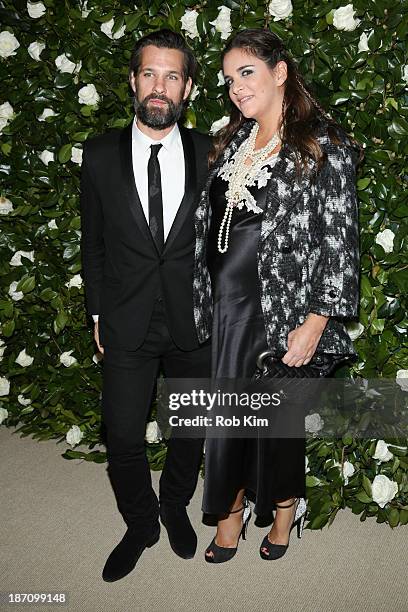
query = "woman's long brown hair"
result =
(209, 29, 362, 173)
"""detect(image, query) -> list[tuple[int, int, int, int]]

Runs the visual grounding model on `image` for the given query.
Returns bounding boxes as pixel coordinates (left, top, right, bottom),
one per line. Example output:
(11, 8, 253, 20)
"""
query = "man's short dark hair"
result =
(129, 29, 197, 84)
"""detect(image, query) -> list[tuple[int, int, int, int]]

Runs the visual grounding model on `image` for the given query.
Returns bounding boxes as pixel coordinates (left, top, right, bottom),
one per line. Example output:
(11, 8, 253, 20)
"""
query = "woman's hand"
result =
(282, 313, 329, 367)
(94, 321, 104, 355)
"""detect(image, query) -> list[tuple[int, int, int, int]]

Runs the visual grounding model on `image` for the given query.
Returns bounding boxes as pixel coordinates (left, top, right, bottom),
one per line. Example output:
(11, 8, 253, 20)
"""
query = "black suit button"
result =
(328, 289, 337, 298)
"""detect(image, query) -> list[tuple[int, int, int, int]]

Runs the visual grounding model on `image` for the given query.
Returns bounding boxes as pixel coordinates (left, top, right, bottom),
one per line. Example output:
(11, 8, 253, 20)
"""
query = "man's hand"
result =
(282, 313, 329, 367)
(94, 321, 104, 355)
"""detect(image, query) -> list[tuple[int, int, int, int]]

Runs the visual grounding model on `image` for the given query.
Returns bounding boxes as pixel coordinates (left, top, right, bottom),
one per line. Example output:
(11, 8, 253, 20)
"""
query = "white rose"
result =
(0, 377, 10, 397)
(47, 219, 58, 229)
(0, 101, 14, 121)
(268, 0, 293, 21)
(0, 118, 8, 133)
(333, 4, 359, 31)
(396, 370, 408, 392)
(27, 1, 46, 18)
(39, 149, 54, 165)
(375, 228, 394, 253)
(373, 440, 393, 463)
(210, 6, 232, 40)
(0, 339, 5, 361)
(15, 348, 34, 367)
(81, 1, 91, 18)
(180, 9, 199, 39)
(60, 350, 77, 367)
(402, 65, 408, 86)
(358, 31, 371, 52)
(38, 108, 57, 121)
(10, 250, 35, 266)
(0, 406, 9, 423)
(145, 420, 161, 443)
(100, 18, 126, 40)
(371, 474, 398, 508)
(28, 41, 45, 61)
(346, 321, 364, 341)
(18, 394, 32, 406)
(8, 281, 23, 301)
(190, 84, 199, 101)
(0, 31, 20, 58)
(78, 83, 100, 106)
(217, 70, 225, 87)
(0, 197, 13, 215)
(66, 424, 84, 446)
(305, 456, 310, 473)
(342, 460, 355, 484)
(55, 53, 76, 74)
(65, 273, 83, 288)
(210, 115, 230, 134)
(71, 146, 83, 165)
(305, 413, 324, 433)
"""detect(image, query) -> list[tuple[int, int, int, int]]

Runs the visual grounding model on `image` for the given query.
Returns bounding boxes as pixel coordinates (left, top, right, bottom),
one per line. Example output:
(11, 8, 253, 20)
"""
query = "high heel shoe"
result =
(205, 497, 251, 564)
(259, 497, 306, 560)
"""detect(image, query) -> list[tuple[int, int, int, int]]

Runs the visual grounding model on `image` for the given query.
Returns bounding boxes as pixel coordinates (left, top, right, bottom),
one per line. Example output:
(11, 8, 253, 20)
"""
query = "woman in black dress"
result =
(192, 29, 360, 562)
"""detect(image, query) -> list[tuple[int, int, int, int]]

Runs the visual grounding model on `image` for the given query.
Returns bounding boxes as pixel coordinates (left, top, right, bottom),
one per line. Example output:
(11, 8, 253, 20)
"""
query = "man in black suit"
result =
(80, 30, 211, 582)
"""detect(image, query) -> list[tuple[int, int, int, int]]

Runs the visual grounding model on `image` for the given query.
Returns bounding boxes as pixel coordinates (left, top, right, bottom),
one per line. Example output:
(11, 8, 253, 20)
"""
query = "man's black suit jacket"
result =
(80, 121, 212, 351)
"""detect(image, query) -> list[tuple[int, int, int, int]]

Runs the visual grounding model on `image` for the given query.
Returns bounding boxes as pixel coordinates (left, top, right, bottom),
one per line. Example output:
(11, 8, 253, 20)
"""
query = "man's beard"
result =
(134, 92, 185, 130)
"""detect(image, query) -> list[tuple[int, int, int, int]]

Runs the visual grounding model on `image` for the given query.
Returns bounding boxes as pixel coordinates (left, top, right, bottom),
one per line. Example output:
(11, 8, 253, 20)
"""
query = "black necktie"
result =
(148, 143, 164, 253)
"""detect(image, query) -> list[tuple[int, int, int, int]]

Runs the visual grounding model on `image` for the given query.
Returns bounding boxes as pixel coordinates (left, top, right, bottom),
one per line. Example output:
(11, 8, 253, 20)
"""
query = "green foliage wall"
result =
(0, 0, 407, 527)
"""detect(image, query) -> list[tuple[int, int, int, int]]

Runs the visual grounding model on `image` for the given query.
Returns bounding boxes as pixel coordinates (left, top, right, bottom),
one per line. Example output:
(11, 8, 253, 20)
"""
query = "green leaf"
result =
(17, 276, 36, 293)
(58, 144, 72, 164)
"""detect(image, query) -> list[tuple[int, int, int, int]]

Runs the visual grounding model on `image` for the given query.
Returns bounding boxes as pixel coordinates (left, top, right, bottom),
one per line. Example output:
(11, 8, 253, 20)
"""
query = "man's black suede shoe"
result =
(102, 524, 160, 582)
(159, 504, 197, 559)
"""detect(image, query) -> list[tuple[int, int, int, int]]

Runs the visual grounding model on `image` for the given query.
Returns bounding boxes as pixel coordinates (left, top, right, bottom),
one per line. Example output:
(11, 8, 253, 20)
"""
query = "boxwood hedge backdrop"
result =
(0, 0, 407, 528)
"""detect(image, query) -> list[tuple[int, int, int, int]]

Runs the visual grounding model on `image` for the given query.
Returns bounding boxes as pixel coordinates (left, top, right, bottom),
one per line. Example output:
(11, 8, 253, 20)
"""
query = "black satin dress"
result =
(202, 165, 306, 517)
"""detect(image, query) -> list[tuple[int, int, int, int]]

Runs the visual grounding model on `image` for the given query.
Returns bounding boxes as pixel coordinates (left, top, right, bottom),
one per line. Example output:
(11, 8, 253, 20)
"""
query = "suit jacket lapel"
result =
(119, 121, 157, 250)
(162, 126, 196, 253)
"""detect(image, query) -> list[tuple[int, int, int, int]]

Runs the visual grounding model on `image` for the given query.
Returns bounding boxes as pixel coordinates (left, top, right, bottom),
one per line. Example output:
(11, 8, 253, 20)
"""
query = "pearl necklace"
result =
(217, 123, 280, 254)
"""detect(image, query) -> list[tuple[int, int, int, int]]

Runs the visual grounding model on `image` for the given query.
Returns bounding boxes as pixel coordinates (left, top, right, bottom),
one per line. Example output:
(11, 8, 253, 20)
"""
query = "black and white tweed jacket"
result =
(193, 120, 360, 357)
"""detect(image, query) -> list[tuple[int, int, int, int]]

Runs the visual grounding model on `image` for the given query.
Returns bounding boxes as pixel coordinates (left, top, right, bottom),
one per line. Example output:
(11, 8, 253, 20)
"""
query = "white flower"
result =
(60, 350, 77, 367)
(9, 250, 34, 266)
(0, 118, 8, 133)
(0, 31, 20, 58)
(305, 456, 310, 473)
(0, 377, 10, 397)
(190, 84, 199, 101)
(375, 228, 394, 253)
(180, 9, 199, 39)
(373, 440, 393, 463)
(268, 0, 293, 21)
(333, 4, 359, 31)
(55, 53, 77, 73)
(358, 31, 371, 52)
(0, 197, 13, 215)
(0, 406, 9, 423)
(0, 102, 14, 121)
(100, 18, 126, 40)
(217, 70, 225, 86)
(28, 40, 45, 61)
(27, 1, 46, 18)
(71, 147, 83, 165)
(8, 281, 23, 301)
(66, 424, 84, 446)
(402, 66, 408, 86)
(38, 108, 57, 121)
(210, 6, 232, 40)
(396, 370, 408, 392)
(47, 219, 58, 229)
(81, 1, 91, 18)
(305, 413, 324, 433)
(39, 149, 54, 165)
(18, 394, 32, 406)
(145, 420, 161, 443)
(342, 460, 355, 484)
(210, 115, 230, 134)
(92, 352, 103, 364)
(78, 84, 100, 106)
(15, 348, 34, 367)
(65, 274, 83, 289)
(371, 474, 398, 508)
(0, 339, 5, 361)
(346, 321, 364, 341)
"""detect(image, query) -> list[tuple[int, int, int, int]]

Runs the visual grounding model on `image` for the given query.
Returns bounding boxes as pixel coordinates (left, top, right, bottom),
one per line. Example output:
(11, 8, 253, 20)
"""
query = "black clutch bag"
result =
(253, 351, 344, 380)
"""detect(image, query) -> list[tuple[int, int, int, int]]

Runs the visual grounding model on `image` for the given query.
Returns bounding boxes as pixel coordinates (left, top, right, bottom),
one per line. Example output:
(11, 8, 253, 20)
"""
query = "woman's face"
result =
(222, 47, 287, 123)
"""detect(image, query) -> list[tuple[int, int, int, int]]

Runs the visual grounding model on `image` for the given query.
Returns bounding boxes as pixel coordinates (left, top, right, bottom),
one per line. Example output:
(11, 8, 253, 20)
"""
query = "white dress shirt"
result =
(92, 118, 185, 322)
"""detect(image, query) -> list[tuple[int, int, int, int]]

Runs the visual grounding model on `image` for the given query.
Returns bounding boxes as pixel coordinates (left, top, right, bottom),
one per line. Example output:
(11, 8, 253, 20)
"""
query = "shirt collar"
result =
(132, 117, 180, 153)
